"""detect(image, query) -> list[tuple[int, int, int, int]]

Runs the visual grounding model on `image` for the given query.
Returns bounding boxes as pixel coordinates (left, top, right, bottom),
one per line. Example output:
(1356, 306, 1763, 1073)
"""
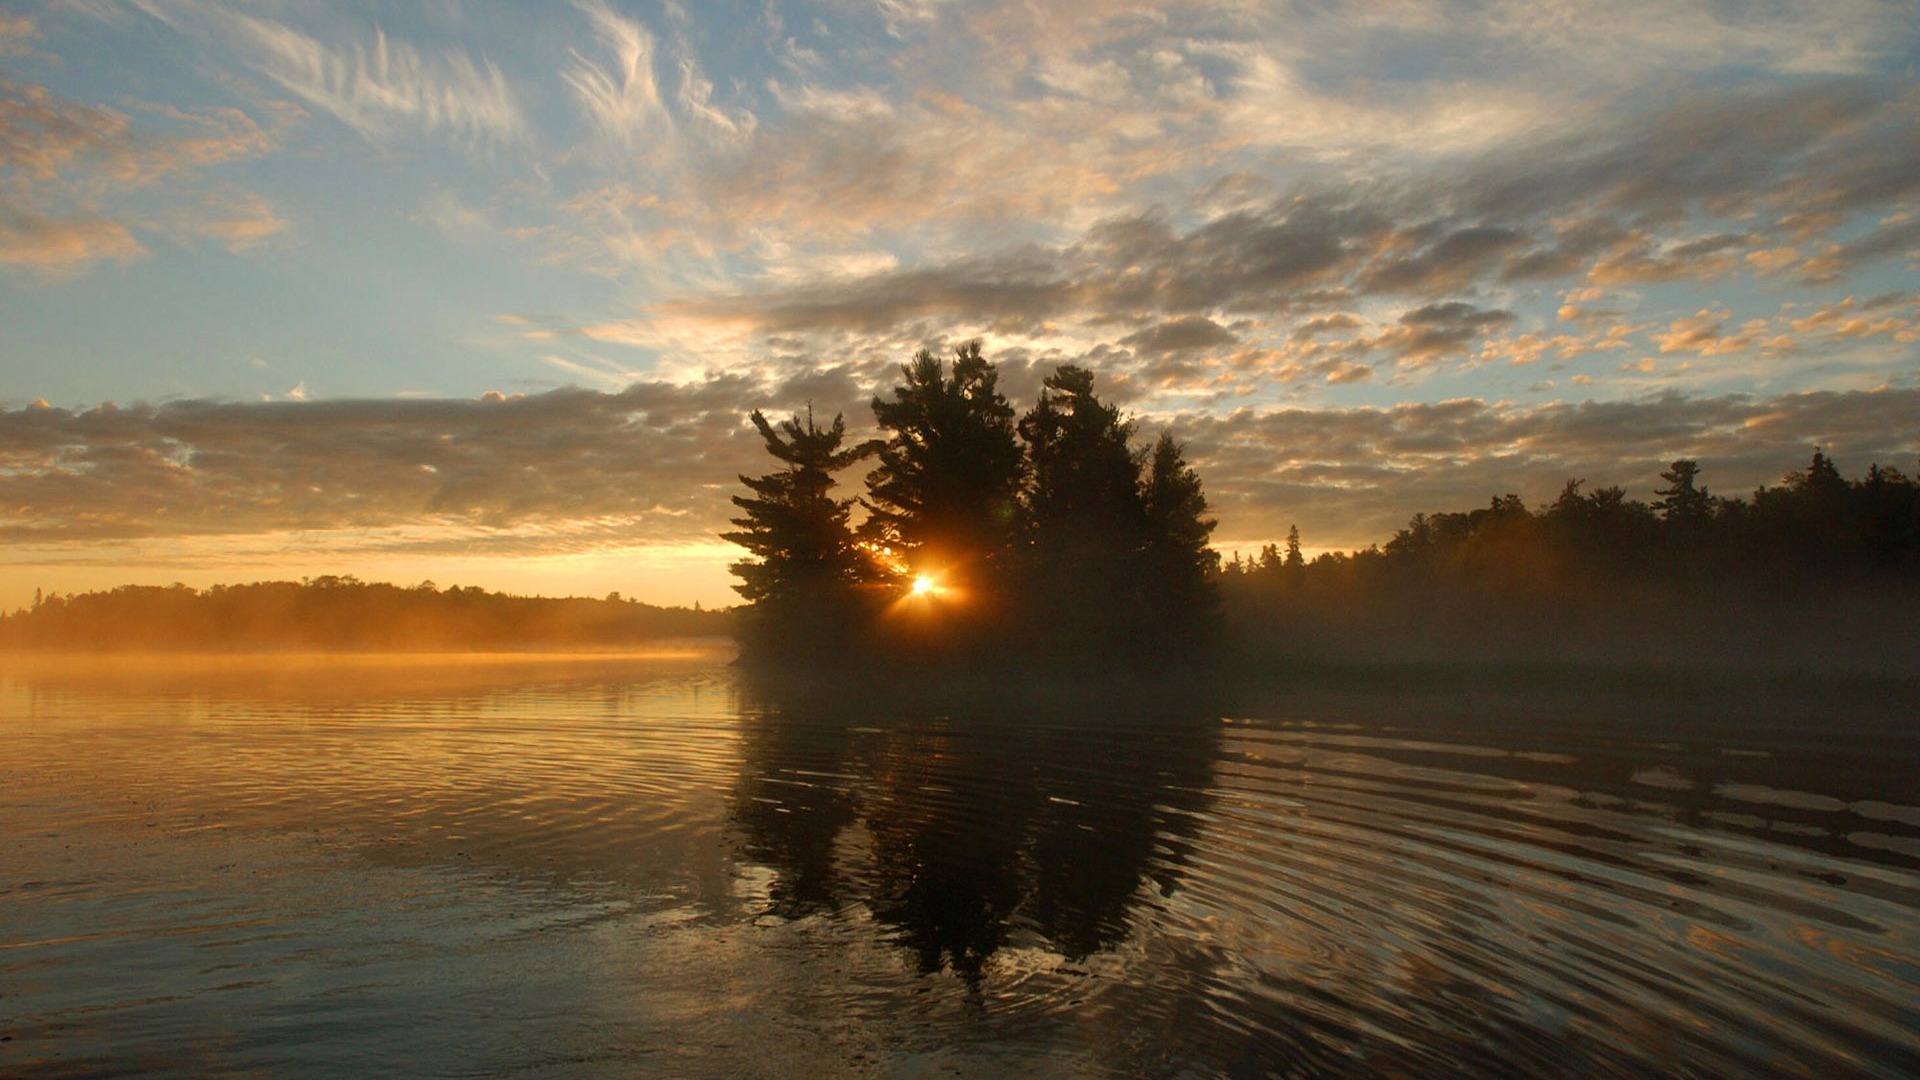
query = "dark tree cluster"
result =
(1222, 450, 1920, 670)
(0, 576, 730, 651)
(725, 344, 1220, 670)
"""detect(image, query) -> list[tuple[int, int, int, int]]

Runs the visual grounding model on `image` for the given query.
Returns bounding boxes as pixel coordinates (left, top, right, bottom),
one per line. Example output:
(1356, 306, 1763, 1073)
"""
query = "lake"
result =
(4, 649, 1918, 1077)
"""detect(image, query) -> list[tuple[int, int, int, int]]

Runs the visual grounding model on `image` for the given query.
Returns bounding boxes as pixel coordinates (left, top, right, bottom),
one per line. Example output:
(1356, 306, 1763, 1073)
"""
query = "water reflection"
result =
(732, 676, 1219, 981)
(5, 656, 1919, 1077)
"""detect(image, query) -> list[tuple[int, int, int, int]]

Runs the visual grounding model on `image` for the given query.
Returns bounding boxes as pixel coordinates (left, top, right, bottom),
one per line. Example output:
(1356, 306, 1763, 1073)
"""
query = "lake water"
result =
(4, 649, 1918, 1077)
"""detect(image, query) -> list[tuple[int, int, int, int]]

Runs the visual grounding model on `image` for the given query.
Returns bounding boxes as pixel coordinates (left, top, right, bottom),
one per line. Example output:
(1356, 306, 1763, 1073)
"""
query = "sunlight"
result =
(880, 568, 964, 621)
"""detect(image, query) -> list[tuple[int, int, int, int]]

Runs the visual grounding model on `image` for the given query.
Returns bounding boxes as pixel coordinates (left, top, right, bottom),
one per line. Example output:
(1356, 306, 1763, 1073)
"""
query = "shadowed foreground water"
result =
(3, 651, 1918, 1077)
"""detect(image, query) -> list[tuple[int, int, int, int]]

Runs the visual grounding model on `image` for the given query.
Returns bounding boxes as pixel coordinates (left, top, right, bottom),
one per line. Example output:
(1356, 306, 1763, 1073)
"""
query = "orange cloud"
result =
(0, 208, 143, 273)
(0, 74, 291, 272)
(1652, 309, 1788, 357)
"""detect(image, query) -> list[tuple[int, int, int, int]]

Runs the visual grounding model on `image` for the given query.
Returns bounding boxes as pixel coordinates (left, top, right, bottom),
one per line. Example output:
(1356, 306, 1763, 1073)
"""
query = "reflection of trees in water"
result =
(730, 677, 1220, 981)
(730, 690, 864, 918)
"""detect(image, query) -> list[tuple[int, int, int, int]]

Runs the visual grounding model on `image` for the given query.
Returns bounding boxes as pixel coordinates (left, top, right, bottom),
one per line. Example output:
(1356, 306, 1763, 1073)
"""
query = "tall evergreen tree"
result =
(865, 342, 1024, 587)
(1140, 432, 1221, 655)
(1793, 448, 1846, 500)
(1017, 365, 1151, 658)
(1019, 365, 1145, 542)
(1283, 524, 1305, 570)
(1652, 459, 1713, 525)
(722, 409, 878, 613)
(1142, 433, 1219, 580)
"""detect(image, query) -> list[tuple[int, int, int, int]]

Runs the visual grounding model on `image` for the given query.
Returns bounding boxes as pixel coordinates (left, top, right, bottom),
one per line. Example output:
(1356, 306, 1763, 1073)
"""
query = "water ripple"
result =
(2, 658, 1916, 1077)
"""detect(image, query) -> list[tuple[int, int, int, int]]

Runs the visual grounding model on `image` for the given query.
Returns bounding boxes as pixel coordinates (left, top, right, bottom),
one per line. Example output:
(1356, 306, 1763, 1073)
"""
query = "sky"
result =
(3, 0, 1918, 609)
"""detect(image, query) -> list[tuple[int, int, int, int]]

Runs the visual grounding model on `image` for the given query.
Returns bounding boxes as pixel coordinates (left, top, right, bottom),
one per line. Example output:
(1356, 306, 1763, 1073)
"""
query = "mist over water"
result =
(3, 652, 1917, 1077)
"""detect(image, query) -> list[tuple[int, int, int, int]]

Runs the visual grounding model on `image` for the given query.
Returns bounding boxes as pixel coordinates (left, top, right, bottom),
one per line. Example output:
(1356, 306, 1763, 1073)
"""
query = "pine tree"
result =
(865, 342, 1024, 586)
(1141, 433, 1221, 655)
(722, 409, 879, 609)
(1017, 366, 1150, 659)
(1143, 434, 1218, 579)
(1019, 365, 1145, 544)
(1652, 459, 1713, 524)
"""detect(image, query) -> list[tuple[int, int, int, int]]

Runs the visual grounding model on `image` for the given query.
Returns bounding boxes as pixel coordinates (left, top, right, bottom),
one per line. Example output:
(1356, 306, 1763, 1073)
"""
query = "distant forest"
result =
(1223, 450, 1920, 671)
(0, 577, 730, 651)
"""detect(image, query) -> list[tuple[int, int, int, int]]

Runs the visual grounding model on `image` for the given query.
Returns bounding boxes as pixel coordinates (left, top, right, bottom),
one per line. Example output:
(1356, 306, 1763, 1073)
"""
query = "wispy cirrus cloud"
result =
(564, 0, 671, 147)
(231, 14, 524, 149)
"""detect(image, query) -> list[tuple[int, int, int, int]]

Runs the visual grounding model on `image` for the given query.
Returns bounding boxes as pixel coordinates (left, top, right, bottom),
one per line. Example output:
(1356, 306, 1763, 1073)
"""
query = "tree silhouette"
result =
(1017, 365, 1150, 658)
(1140, 432, 1222, 656)
(1221, 446, 1920, 668)
(864, 342, 1024, 592)
(1019, 365, 1145, 543)
(1794, 448, 1847, 500)
(721, 348, 1226, 668)
(722, 409, 878, 651)
(1653, 459, 1713, 526)
(1284, 524, 1305, 570)
(1860, 463, 1920, 567)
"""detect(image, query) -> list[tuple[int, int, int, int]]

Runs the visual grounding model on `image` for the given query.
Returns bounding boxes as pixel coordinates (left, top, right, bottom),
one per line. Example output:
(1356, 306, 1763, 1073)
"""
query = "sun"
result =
(910, 575, 936, 596)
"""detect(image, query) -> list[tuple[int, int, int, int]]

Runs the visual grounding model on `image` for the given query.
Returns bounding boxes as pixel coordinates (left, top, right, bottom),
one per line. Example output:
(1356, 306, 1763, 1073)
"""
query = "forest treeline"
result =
(1223, 451, 1920, 671)
(0, 576, 731, 651)
(725, 343, 1219, 670)
(728, 342, 1920, 673)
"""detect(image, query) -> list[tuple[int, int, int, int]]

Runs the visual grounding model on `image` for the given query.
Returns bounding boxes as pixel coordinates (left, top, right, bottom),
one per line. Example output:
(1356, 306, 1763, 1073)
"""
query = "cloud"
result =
(0, 378, 840, 547)
(1460, 80, 1894, 224)
(481, 0, 1920, 401)
(1786, 293, 1920, 344)
(1478, 330, 1622, 367)
(1793, 213, 1920, 284)
(15, 378, 1913, 570)
(166, 189, 288, 252)
(1117, 315, 1238, 354)
(1370, 302, 1518, 367)
(1653, 309, 1793, 357)
(0, 75, 280, 187)
(0, 75, 288, 273)
(0, 11, 38, 57)
(565, 0, 671, 146)
(1185, 386, 1920, 551)
(233, 14, 524, 148)
(0, 206, 142, 272)
(1291, 313, 1362, 340)
(1356, 224, 1530, 295)
(611, 74, 1918, 368)
(1587, 231, 1752, 285)
(649, 192, 1383, 344)
(659, 246, 1079, 334)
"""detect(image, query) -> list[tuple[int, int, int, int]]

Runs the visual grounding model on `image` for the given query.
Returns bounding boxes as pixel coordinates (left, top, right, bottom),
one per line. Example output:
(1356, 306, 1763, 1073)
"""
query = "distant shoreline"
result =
(1, 577, 735, 652)
(0, 638, 738, 661)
